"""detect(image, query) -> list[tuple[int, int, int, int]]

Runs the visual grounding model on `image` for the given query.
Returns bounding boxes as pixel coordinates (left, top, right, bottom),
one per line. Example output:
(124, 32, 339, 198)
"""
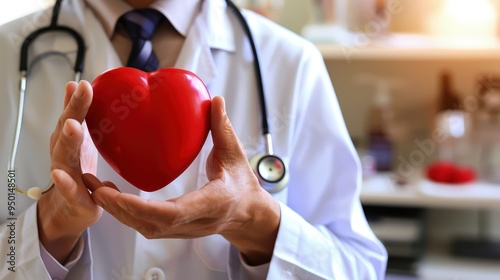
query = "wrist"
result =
(37, 196, 85, 264)
(223, 191, 281, 266)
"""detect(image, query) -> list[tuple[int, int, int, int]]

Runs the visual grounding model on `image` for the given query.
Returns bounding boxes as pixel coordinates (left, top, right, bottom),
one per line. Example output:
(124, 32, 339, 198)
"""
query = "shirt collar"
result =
(151, 0, 201, 36)
(86, 0, 202, 38)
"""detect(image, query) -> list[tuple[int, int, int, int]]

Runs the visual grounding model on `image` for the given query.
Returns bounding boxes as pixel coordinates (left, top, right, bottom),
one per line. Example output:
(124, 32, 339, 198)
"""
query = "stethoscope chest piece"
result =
(250, 154, 289, 193)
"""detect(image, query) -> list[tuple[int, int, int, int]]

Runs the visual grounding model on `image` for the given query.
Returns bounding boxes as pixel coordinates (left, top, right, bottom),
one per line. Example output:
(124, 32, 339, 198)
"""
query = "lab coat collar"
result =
(54, 0, 237, 86)
(85, 0, 129, 37)
(175, 0, 236, 86)
(201, 0, 236, 53)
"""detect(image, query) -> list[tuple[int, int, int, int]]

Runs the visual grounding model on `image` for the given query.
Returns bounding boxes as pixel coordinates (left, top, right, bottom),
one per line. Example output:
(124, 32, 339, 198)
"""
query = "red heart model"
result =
(426, 161, 476, 184)
(85, 67, 211, 192)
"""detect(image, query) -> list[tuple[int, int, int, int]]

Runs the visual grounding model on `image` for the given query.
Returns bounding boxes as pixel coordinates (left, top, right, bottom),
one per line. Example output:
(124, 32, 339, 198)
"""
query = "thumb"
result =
(210, 96, 244, 153)
(50, 169, 80, 203)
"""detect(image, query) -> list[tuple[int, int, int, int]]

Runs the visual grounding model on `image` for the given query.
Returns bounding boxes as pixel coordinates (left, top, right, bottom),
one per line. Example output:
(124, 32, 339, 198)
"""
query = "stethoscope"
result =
(9, 0, 288, 201)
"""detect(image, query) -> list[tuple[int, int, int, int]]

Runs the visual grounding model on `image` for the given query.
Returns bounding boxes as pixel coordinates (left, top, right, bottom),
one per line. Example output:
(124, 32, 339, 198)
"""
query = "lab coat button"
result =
(145, 267, 165, 280)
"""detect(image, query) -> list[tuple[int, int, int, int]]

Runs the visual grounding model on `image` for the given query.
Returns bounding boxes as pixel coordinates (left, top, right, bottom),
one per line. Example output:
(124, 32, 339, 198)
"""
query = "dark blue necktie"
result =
(119, 9, 164, 72)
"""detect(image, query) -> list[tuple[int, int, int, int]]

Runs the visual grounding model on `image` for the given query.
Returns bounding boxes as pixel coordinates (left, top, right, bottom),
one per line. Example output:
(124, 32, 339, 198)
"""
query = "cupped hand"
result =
(37, 81, 103, 264)
(84, 96, 281, 265)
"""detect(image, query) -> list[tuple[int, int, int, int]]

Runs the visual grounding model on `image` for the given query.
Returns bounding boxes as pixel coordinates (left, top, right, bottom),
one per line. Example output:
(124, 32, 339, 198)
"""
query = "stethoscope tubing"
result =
(20, 26, 86, 73)
(10, 0, 85, 199)
(226, 0, 277, 155)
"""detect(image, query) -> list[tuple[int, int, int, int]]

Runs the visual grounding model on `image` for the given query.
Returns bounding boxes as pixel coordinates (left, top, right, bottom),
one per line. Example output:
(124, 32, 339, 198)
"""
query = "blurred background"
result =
(3, 0, 500, 279)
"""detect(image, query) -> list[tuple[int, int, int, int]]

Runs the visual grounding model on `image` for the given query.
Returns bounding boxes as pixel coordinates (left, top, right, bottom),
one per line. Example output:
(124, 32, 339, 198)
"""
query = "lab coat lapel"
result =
(78, 4, 122, 81)
(175, 7, 216, 86)
(175, 0, 236, 88)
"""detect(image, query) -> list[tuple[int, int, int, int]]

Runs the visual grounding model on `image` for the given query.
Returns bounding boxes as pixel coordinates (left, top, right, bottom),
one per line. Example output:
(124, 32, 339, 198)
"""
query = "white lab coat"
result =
(0, 0, 387, 279)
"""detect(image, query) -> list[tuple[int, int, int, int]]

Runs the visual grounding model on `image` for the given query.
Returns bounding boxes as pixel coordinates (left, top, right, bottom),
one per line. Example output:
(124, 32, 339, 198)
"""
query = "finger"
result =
(115, 193, 179, 221)
(52, 119, 84, 171)
(106, 193, 205, 237)
(92, 188, 161, 237)
(115, 181, 224, 224)
(99, 190, 196, 228)
(90, 187, 149, 228)
(210, 96, 244, 153)
(172, 181, 227, 220)
(50, 82, 80, 155)
(56, 80, 93, 134)
(64, 81, 79, 108)
(90, 185, 120, 207)
(93, 188, 219, 238)
(82, 173, 120, 193)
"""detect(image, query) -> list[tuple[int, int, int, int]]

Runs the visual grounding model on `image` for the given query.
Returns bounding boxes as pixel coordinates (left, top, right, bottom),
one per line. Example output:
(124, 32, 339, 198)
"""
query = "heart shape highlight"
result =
(85, 67, 211, 192)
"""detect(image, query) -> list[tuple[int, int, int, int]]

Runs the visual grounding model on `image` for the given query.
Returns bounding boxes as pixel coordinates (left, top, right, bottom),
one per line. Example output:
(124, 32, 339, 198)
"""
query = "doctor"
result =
(0, 0, 387, 279)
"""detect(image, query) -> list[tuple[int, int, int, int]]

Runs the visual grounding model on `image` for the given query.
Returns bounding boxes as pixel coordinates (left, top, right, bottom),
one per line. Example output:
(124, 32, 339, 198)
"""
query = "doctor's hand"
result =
(37, 81, 103, 264)
(84, 96, 281, 266)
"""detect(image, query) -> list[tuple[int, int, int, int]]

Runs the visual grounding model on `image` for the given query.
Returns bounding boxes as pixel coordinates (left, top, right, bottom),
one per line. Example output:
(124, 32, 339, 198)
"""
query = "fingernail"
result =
(50, 169, 70, 191)
(75, 81, 85, 98)
(50, 169, 60, 185)
(220, 97, 226, 114)
(62, 120, 72, 137)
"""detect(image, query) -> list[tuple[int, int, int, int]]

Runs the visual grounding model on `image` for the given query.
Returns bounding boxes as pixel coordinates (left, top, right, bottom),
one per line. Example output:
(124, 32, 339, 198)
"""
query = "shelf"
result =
(316, 44, 500, 61)
(308, 31, 500, 60)
(387, 250, 500, 280)
(385, 241, 500, 280)
(416, 251, 500, 280)
(361, 173, 500, 209)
